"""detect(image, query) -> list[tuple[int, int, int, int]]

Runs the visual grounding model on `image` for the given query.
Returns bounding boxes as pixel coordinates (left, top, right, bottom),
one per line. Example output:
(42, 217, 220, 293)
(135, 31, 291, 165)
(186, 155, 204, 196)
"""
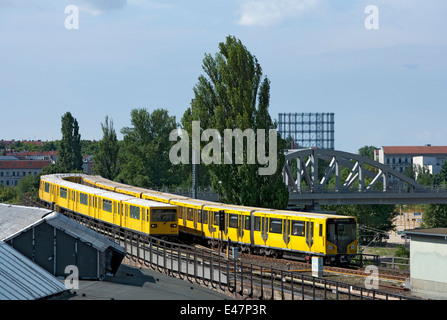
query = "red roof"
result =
(6, 151, 57, 157)
(0, 160, 51, 169)
(383, 146, 447, 155)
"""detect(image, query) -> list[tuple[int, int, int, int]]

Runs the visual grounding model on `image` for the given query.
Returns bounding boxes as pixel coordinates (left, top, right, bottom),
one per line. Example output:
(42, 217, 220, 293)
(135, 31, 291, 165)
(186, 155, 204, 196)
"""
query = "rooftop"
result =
(0, 241, 67, 300)
(382, 146, 447, 155)
(0, 160, 51, 169)
(405, 228, 447, 239)
(50, 263, 232, 300)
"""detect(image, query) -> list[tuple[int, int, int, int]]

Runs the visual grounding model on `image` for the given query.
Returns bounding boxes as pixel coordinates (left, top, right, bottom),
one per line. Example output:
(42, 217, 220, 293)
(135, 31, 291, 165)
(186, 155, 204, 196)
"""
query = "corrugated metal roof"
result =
(0, 241, 67, 300)
(0, 204, 125, 255)
(44, 212, 125, 254)
(0, 203, 52, 241)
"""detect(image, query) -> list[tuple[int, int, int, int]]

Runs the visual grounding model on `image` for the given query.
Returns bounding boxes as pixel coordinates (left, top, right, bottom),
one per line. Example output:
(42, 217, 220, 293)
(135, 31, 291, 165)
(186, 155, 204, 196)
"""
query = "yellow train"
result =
(77, 174, 358, 264)
(39, 174, 179, 238)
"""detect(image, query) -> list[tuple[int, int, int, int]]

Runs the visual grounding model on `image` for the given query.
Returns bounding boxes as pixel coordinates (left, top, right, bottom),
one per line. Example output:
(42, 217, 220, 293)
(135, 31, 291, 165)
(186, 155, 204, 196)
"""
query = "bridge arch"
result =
(281, 149, 446, 206)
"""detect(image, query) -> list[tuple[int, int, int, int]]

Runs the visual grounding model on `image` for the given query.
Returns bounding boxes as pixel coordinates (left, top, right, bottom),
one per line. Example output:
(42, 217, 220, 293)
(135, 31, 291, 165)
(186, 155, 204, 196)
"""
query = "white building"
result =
(375, 145, 447, 175)
(405, 228, 447, 299)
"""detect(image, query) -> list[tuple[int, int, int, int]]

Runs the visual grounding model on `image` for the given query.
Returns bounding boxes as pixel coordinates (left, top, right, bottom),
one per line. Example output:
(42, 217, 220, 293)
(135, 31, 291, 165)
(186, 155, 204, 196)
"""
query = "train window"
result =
(198, 210, 202, 223)
(213, 212, 220, 226)
(229, 214, 238, 228)
(80, 193, 88, 205)
(291, 221, 305, 236)
(202, 210, 208, 224)
(60, 187, 67, 199)
(319, 224, 323, 237)
(129, 205, 140, 219)
(254, 217, 261, 231)
(269, 218, 282, 234)
(244, 216, 251, 230)
(102, 199, 112, 213)
(44, 182, 50, 193)
(187, 208, 193, 221)
(152, 209, 176, 222)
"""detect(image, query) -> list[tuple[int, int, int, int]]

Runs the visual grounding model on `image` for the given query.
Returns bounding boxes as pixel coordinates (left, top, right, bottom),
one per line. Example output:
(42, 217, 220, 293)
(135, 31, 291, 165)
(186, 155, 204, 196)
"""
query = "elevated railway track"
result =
(27, 193, 415, 300)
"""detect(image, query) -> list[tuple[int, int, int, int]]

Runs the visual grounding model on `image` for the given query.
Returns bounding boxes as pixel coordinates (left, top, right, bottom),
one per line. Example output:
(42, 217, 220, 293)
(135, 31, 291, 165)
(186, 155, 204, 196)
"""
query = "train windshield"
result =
(327, 218, 356, 252)
(152, 209, 177, 222)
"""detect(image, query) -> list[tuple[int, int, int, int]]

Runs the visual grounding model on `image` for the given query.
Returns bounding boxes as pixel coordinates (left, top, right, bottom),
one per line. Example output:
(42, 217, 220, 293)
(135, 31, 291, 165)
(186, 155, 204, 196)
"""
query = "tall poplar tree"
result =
(185, 35, 288, 209)
(93, 116, 120, 180)
(57, 112, 83, 172)
(117, 108, 180, 187)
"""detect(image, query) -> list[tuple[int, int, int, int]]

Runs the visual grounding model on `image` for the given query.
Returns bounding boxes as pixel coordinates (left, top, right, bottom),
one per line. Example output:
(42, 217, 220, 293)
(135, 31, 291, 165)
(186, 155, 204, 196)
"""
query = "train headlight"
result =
(151, 224, 158, 228)
(170, 223, 177, 228)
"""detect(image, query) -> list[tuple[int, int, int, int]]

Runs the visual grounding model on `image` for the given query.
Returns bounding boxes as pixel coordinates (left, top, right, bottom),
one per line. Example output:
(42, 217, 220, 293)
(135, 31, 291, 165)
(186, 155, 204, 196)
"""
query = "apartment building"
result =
(0, 156, 51, 186)
(375, 145, 447, 175)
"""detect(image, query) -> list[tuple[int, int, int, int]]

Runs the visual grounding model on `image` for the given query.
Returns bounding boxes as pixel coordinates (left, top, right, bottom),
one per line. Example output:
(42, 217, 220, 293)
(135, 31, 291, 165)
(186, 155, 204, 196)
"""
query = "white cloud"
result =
(236, 0, 319, 26)
(72, 0, 127, 15)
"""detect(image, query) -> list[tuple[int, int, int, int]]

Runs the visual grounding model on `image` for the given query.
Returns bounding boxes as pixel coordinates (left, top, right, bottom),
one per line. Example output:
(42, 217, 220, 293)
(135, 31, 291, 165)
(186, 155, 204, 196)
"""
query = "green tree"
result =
(0, 184, 17, 203)
(117, 108, 180, 187)
(414, 164, 433, 186)
(16, 174, 39, 201)
(93, 116, 120, 180)
(57, 112, 83, 172)
(186, 35, 288, 209)
(433, 160, 447, 187)
(358, 145, 376, 160)
(421, 204, 447, 228)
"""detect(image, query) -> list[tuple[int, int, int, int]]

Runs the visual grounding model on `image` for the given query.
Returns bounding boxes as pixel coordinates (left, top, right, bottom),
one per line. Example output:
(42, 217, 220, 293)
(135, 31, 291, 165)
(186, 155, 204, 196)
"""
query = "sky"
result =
(0, 0, 446, 154)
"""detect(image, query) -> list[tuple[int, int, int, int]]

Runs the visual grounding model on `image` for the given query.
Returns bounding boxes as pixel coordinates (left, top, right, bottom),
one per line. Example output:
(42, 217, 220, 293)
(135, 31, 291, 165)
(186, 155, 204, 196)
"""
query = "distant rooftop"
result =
(382, 146, 447, 155)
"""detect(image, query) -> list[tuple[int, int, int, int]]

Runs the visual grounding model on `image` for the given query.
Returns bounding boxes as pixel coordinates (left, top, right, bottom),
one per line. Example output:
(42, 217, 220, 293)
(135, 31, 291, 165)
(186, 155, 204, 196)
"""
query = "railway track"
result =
(22, 196, 414, 299)
(232, 251, 411, 296)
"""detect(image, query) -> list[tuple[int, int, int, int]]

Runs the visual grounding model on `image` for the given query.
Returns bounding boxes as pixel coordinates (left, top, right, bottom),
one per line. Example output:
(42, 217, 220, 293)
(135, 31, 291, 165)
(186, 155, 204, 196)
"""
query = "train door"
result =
(238, 214, 245, 243)
(124, 204, 128, 228)
(113, 201, 121, 226)
(75, 191, 79, 213)
(313, 222, 323, 253)
(208, 210, 217, 240)
(141, 208, 149, 234)
(305, 220, 314, 252)
(283, 218, 291, 249)
(253, 214, 268, 247)
(88, 195, 92, 217)
(227, 213, 241, 244)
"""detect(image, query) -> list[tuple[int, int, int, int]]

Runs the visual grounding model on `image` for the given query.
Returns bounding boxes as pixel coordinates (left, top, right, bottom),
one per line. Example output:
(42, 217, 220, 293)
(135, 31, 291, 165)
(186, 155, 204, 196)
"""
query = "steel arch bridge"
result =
(283, 149, 447, 206)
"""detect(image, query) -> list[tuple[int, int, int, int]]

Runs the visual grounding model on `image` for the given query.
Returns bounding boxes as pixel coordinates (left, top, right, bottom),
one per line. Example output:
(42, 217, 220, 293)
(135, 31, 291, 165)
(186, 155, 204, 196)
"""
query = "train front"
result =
(150, 207, 179, 239)
(326, 217, 357, 264)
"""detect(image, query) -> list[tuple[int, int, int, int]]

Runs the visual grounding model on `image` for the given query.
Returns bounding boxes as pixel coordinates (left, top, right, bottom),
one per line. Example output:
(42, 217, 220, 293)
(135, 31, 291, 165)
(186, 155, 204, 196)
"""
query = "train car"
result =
(171, 198, 357, 264)
(39, 174, 179, 239)
(59, 174, 358, 264)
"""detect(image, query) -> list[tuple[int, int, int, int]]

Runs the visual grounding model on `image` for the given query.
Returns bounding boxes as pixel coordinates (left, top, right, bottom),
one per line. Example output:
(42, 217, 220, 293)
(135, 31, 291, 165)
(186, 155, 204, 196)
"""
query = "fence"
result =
(64, 211, 416, 301)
